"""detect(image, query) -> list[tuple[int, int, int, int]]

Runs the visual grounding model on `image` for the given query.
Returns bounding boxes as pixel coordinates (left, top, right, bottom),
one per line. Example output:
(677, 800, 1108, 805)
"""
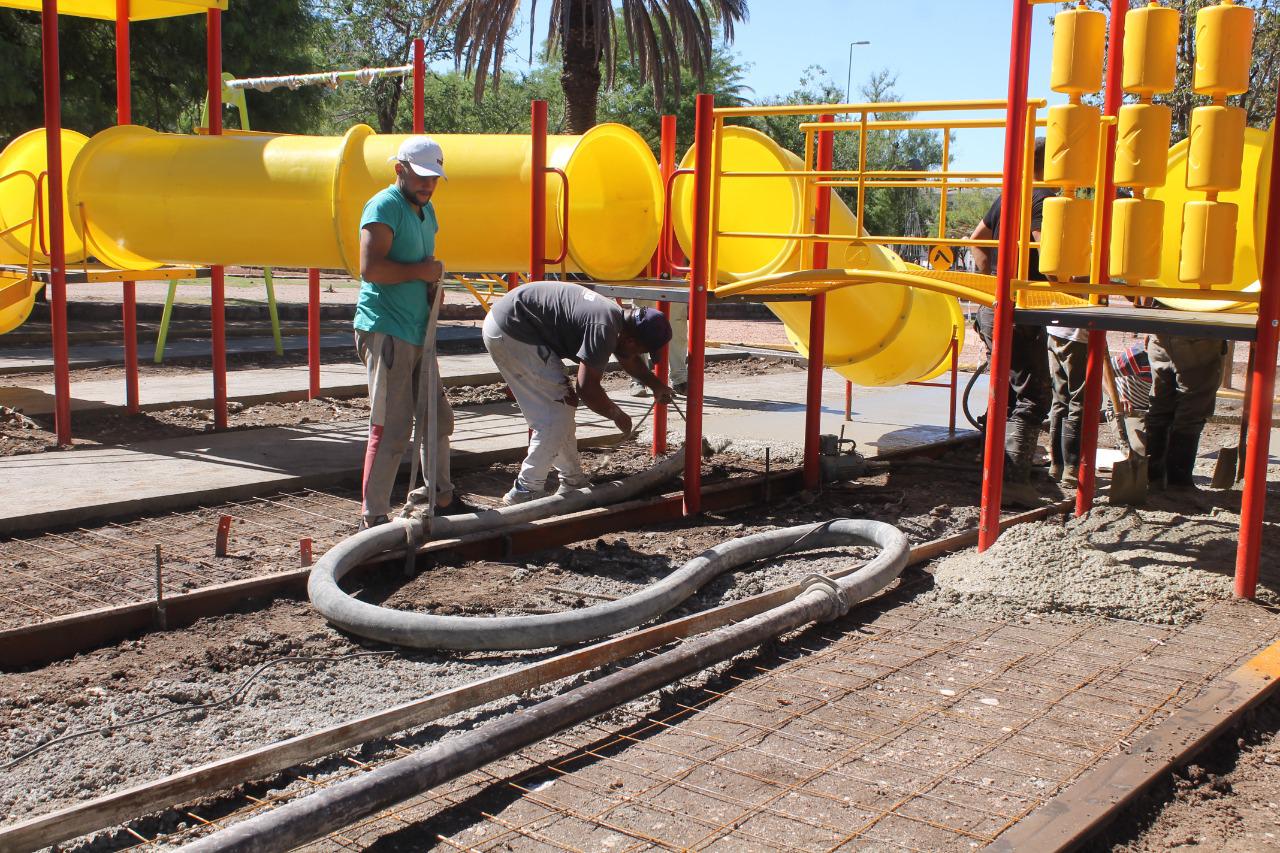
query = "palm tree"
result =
(428, 0, 748, 132)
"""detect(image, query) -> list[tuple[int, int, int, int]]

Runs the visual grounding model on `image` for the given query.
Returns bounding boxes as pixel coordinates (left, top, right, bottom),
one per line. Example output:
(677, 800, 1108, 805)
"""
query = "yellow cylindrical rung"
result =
(1045, 104, 1102, 188)
(1110, 197, 1164, 281)
(1187, 104, 1246, 192)
(1194, 2, 1254, 97)
(1039, 196, 1094, 280)
(1115, 103, 1172, 188)
(1179, 199, 1238, 284)
(1051, 6, 1106, 95)
(1123, 3, 1179, 96)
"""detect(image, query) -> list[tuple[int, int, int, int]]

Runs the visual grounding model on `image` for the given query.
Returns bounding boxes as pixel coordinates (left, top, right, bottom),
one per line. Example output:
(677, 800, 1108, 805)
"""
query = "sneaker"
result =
(501, 484, 538, 506)
(360, 514, 390, 530)
(435, 496, 480, 516)
(554, 476, 591, 496)
(630, 382, 652, 398)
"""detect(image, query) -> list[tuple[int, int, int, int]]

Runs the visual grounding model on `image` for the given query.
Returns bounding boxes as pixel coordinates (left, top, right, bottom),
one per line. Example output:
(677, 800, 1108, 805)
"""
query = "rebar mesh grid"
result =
(109, 597, 1279, 852)
(0, 488, 362, 630)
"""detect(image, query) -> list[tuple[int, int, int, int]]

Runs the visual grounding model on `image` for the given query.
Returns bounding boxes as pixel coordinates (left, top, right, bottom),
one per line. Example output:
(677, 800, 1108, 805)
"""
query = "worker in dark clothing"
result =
(967, 138, 1056, 506)
(1143, 335, 1226, 489)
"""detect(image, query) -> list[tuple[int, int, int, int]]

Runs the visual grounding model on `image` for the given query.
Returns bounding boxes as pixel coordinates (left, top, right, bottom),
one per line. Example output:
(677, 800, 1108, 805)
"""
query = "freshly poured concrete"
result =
(0, 365, 979, 535)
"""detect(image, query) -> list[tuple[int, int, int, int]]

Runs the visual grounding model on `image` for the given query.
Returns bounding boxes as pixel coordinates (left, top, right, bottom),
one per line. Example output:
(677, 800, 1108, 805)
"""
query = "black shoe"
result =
(360, 514, 390, 530)
(435, 496, 479, 516)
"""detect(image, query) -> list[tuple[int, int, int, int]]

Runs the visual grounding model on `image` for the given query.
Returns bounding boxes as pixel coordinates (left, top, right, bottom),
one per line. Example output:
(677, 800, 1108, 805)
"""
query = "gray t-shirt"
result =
(490, 281, 624, 371)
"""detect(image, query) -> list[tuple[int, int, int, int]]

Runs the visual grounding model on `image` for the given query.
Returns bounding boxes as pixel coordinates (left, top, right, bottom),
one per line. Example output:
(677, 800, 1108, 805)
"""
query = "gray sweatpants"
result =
(356, 330, 454, 518)
(482, 312, 585, 492)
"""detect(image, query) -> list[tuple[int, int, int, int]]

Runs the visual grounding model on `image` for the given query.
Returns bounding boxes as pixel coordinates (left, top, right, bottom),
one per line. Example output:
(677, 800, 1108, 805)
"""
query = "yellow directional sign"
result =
(929, 244, 955, 271)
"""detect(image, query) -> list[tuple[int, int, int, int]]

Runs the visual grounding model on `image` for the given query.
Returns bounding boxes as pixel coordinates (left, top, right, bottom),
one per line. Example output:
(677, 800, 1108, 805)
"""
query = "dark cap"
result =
(629, 306, 673, 356)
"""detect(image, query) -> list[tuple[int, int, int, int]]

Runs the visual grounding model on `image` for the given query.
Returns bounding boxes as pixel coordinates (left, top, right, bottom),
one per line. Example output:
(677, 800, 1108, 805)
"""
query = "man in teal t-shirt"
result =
(355, 136, 471, 528)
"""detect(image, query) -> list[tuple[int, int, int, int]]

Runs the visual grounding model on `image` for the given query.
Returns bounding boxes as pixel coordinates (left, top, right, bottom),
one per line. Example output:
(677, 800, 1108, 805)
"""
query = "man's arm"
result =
(616, 353, 675, 403)
(969, 220, 994, 274)
(359, 223, 442, 285)
(575, 363, 633, 434)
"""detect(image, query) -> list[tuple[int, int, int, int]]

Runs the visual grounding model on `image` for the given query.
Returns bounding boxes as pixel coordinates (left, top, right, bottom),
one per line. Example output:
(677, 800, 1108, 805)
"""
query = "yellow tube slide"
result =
(0, 127, 90, 264)
(62, 123, 661, 281)
(673, 127, 964, 386)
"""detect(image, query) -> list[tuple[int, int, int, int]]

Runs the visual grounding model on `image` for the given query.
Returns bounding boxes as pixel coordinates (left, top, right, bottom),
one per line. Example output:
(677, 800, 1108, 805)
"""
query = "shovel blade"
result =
(1212, 446, 1239, 490)
(1109, 455, 1149, 505)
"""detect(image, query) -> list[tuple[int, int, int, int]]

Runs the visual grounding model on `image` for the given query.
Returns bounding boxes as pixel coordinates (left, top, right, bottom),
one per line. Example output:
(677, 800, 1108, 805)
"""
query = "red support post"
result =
(804, 114, 835, 490)
(684, 95, 714, 515)
(412, 38, 425, 134)
(116, 0, 138, 413)
(948, 333, 959, 435)
(845, 380, 853, 421)
(977, 0, 1035, 551)
(307, 267, 321, 399)
(530, 100, 548, 281)
(1234, 94, 1280, 598)
(652, 114, 677, 458)
(207, 9, 227, 429)
(1076, 0, 1128, 515)
(41, 0, 71, 445)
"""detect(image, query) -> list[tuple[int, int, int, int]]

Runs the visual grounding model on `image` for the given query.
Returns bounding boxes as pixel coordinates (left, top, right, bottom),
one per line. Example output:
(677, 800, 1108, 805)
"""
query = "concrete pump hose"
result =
(187, 519, 908, 853)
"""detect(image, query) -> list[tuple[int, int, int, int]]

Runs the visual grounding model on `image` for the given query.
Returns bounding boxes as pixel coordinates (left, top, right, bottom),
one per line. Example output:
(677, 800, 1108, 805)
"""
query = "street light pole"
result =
(846, 40, 871, 104)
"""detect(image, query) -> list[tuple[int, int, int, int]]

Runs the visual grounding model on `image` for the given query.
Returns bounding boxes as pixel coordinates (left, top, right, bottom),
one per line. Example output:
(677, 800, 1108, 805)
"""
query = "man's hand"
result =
(561, 379, 580, 408)
(652, 384, 676, 404)
(611, 407, 633, 435)
(416, 258, 444, 283)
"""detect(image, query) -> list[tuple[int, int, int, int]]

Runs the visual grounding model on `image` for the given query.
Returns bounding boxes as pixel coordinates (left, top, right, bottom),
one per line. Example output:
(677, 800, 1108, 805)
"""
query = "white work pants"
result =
(482, 313, 585, 491)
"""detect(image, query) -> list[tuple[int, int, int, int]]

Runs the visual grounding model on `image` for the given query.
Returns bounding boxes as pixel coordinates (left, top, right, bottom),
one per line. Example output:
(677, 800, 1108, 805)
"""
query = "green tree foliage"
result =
(425, 0, 747, 133)
(742, 67, 947, 263)
(0, 0, 326, 145)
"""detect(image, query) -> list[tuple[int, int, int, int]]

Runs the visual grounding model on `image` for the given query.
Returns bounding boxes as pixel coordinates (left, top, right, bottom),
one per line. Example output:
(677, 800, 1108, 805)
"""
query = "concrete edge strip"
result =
(0, 498, 1069, 853)
(988, 632, 1280, 852)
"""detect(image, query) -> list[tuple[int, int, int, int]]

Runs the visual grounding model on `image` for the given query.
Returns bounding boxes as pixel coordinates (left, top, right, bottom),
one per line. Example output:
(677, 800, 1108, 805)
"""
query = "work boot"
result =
(360, 514, 390, 530)
(1000, 419, 1041, 508)
(1165, 432, 1201, 490)
(1060, 466, 1079, 489)
(1145, 427, 1169, 488)
(436, 496, 479, 516)
(502, 483, 538, 505)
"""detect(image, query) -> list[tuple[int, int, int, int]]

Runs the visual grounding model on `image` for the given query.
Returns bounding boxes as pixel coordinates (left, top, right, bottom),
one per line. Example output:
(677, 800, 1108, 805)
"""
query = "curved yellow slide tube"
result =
(673, 126, 964, 387)
(61, 123, 661, 282)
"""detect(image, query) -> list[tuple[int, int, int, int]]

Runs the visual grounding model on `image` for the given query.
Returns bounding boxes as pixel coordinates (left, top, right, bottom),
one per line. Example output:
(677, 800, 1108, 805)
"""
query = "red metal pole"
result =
(652, 114, 677, 458)
(208, 8, 227, 429)
(530, 100, 548, 281)
(412, 38, 425, 134)
(804, 114, 835, 490)
(116, 0, 138, 414)
(949, 333, 959, 435)
(977, 0, 1035, 551)
(1234, 95, 1280, 598)
(41, 0, 71, 445)
(307, 267, 320, 399)
(684, 95, 714, 515)
(845, 380, 852, 421)
(1075, 0, 1128, 515)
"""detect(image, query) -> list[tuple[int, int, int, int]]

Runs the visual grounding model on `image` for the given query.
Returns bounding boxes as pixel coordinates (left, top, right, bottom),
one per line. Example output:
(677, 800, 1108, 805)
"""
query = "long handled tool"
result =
(404, 282, 445, 524)
(1212, 344, 1254, 489)
(1101, 344, 1148, 505)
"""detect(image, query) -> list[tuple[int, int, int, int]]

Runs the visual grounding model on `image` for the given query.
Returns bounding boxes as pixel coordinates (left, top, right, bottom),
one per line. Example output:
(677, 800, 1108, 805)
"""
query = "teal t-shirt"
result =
(354, 185, 438, 344)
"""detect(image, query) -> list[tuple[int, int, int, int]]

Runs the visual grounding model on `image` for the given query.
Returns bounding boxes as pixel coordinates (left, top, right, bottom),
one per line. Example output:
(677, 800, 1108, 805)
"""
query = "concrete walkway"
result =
(0, 367, 979, 536)
(2, 353, 502, 416)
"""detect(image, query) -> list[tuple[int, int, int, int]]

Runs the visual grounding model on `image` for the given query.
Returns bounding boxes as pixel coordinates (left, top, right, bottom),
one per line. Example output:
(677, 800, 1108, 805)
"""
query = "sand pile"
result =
(922, 503, 1269, 624)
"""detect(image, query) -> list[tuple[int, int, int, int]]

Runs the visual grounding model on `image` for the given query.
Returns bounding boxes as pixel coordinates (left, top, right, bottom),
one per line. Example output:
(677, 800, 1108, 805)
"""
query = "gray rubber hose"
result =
(310, 452, 688, 649)
(188, 519, 909, 853)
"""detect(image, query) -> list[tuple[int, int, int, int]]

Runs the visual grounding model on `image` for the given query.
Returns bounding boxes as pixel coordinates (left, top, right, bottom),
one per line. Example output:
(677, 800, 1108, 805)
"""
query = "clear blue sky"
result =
(514, 1, 1071, 172)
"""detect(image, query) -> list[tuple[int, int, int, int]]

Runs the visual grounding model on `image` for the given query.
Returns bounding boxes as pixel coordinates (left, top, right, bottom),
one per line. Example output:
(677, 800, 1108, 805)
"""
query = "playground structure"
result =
(0, 0, 1276, 598)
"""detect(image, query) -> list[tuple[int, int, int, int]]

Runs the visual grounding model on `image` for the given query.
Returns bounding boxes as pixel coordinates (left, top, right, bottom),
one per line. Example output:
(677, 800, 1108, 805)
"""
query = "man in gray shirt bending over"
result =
(484, 281, 676, 504)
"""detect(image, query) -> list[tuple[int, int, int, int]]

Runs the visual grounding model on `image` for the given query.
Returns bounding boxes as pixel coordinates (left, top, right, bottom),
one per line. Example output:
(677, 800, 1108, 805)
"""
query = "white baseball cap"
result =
(391, 136, 446, 179)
